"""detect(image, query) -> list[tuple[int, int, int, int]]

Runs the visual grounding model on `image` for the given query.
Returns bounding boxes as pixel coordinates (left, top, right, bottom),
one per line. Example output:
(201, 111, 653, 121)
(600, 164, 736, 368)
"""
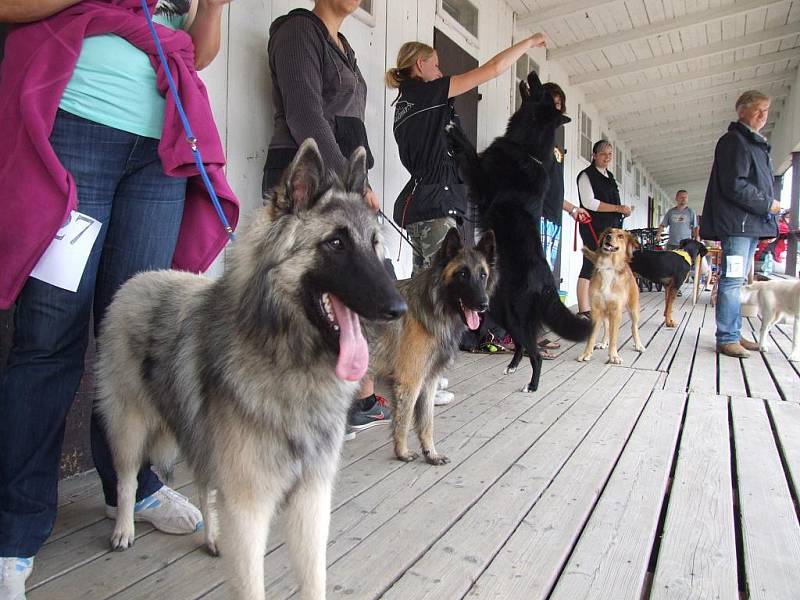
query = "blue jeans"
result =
(716, 235, 758, 345)
(0, 110, 186, 557)
(539, 218, 562, 272)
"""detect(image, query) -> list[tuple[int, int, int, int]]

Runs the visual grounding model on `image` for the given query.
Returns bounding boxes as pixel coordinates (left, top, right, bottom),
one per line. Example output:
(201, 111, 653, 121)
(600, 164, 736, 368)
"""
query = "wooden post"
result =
(786, 152, 799, 278)
(692, 255, 702, 305)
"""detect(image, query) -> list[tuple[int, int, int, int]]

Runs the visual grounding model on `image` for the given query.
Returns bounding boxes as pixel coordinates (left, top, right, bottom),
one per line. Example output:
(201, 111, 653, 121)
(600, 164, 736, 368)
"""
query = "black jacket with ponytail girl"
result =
(391, 76, 468, 227)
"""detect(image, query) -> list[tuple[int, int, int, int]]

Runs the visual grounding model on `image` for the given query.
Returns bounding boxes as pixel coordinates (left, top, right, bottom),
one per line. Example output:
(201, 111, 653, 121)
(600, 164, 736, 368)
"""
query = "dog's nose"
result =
(380, 300, 407, 320)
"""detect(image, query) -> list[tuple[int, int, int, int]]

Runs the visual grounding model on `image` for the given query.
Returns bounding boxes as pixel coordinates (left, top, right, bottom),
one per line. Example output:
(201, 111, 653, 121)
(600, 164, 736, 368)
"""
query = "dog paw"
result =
(424, 453, 450, 466)
(205, 537, 219, 557)
(577, 353, 592, 362)
(396, 452, 418, 463)
(522, 383, 538, 393)
(635, 344, 646, 353)
(665, 320, 676, 328)
(503, 366, 518, 375)
(110, 526, 135, 551)
(607, 355, 623, 365)
(594, 342, 608, 349)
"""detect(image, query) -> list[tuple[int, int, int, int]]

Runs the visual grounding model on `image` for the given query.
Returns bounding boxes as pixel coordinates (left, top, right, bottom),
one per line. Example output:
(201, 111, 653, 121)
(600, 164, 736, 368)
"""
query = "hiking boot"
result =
(0, 557, 33, 600)
(105, 486, 203, 535)
(347, 395, 391, 433)
(434, 390, 455, 406)
(717, 342, 750, 359)
(739, 337, 760, 351)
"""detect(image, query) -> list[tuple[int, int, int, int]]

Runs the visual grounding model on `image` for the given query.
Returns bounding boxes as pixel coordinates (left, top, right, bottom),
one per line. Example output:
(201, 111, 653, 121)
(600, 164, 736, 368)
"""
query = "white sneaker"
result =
(0, 557, 33, 600)
(105, 486, 203, 535)
(438, 377, 449, 389)
(434, 390, 455, 406)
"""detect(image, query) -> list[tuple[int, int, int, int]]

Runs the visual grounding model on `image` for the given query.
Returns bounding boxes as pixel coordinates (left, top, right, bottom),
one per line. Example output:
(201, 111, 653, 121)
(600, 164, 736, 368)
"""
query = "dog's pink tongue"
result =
(463, 306, 480, 331)
(329, 294, 369, 381)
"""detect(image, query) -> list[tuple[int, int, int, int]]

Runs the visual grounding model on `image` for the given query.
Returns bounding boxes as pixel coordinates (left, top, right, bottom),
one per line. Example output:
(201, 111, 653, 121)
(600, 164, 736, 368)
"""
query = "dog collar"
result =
(670, 249, 692, 265)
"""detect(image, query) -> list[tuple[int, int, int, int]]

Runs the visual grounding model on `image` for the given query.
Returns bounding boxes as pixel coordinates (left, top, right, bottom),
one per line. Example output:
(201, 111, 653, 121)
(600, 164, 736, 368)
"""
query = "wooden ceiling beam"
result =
(548, 0, 787, 61)
(570, 23, 799, 86)
(588, 53, 799, 104)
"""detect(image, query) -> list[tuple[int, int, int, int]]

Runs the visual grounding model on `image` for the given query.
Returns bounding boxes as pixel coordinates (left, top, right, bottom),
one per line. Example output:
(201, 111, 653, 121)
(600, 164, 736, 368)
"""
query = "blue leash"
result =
(140, 0, 235, 241)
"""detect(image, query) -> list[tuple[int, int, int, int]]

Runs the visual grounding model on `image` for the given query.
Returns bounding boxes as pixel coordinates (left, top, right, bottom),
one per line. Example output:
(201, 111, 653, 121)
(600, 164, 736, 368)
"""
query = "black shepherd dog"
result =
(446, 71, 591, 392)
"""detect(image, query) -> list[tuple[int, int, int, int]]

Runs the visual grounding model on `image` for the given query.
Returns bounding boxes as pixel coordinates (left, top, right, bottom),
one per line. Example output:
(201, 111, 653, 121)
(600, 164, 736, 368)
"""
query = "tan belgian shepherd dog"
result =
(578, 227, 646, 364)
(365, 228, 495, 464)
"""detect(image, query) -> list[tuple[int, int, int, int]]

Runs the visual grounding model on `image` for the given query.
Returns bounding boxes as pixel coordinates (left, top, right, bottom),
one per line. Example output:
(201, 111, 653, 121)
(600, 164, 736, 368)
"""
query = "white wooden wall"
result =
(202, 0, 674, 302)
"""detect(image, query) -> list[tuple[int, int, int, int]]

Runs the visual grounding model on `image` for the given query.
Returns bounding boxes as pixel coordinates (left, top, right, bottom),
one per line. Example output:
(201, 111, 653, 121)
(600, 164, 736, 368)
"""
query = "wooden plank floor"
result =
(31, 288, 800, 600)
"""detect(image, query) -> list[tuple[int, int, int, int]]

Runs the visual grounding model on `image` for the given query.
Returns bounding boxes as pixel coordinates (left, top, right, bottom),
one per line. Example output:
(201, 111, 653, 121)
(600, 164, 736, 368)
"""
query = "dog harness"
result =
(670, 249, 692, 265)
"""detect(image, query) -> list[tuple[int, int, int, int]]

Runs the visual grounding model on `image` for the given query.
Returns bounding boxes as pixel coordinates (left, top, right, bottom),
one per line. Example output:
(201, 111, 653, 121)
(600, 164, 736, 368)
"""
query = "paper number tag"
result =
(726, 255, 744, 279)
(30, 210, 102, 292)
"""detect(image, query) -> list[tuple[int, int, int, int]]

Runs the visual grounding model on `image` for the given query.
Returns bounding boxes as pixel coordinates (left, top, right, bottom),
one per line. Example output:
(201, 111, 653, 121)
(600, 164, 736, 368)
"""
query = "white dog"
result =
(740, 280, 800, 362)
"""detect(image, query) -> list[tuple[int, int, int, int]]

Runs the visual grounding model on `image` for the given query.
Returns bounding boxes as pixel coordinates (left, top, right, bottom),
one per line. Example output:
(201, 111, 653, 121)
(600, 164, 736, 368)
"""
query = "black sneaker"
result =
(347, 395, 391, 433)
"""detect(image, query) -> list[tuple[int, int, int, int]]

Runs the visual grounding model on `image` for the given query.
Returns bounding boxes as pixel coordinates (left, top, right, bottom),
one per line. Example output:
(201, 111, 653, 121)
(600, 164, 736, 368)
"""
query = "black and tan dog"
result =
(366, 228, 495, 465)
(630, 238, 708, 327)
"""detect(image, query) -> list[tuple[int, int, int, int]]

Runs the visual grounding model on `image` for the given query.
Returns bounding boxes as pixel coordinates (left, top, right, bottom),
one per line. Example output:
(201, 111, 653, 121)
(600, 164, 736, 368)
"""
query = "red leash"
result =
(573, 213, 599, 252)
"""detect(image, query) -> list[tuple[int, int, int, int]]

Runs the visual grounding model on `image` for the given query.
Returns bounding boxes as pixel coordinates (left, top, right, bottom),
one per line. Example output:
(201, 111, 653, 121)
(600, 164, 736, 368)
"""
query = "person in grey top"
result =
(657, 189, 699, 249)
(262, 0, 378, 210)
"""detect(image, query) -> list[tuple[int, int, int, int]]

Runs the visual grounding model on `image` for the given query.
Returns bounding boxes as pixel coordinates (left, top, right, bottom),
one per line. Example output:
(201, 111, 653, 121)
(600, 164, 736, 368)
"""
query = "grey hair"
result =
(735, 90, 770, 112)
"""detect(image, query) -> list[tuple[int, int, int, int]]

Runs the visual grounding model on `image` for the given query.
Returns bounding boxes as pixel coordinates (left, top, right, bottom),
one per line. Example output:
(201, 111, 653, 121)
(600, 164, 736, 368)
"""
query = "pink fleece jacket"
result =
(0, 0, 239, 309)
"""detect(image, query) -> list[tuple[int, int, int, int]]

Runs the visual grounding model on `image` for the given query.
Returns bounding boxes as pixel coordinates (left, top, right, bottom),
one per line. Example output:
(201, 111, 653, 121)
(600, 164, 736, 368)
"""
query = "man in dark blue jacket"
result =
(700, 90, 781, 358)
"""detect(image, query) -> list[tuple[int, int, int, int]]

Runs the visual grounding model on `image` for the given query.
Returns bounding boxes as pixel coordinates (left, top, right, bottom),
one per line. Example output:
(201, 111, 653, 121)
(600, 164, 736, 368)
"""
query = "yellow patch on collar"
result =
(670, 249, 692, 265)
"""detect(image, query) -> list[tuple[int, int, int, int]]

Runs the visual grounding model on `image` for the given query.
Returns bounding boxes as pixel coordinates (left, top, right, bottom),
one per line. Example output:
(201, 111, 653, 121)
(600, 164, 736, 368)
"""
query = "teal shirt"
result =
(59, 11, 186, 140)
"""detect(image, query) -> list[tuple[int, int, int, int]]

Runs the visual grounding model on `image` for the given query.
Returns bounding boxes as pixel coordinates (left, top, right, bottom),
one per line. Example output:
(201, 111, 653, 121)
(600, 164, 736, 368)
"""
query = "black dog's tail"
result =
(539, 286, 591, 341)
(445, 123, 487, 210)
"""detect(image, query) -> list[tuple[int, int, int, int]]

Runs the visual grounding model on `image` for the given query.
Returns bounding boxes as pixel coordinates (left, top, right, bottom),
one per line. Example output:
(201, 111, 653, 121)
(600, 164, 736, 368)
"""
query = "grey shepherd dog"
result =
(96, 139, 406, 600)
(365, 227, 495, 465)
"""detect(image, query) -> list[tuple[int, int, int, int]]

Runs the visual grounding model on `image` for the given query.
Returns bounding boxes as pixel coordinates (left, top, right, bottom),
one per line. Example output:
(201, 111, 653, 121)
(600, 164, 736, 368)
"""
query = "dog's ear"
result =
(625, 231, 639, 261)
(699, 243, 708, 257)
(283, 138, 325, 212)
(582, 247, 597, 264)
(439, 227, 463, 260)
(526, 70, 544, 101)
(343, 146, 368, 196)
(560, 114, 571, 125)
(519, 79, 530, 100)
(476, 230, 495, 267)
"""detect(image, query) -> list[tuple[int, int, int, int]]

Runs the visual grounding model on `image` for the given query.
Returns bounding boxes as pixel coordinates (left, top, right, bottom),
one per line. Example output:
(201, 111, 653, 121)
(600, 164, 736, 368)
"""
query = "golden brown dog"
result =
(578, 228, 646, 365)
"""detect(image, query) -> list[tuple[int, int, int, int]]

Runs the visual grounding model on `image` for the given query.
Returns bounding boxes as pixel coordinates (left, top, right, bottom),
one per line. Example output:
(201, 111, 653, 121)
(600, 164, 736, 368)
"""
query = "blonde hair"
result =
(735, 90, 770, 112)
(385, 42, 435, 88)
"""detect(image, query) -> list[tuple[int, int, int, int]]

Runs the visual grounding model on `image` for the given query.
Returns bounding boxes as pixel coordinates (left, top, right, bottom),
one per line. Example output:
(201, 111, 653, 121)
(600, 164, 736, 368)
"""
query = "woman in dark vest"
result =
(575, 140, 632, 317)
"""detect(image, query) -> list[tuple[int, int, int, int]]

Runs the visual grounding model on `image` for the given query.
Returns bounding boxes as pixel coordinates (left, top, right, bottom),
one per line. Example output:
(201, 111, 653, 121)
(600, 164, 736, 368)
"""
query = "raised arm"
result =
(0, 0, 82, 22)
(448, 33, 545, 98)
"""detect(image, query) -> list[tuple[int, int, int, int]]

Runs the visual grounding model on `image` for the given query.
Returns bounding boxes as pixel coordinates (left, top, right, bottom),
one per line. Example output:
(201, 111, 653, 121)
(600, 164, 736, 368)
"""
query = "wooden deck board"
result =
(767, 400, 800, 508)
(743, 316, 800, 401)
(29, 291, 800, 600)
(547, 389, 685, 600)
(731, 397, 800, 600)
(650, 394, 738, 600)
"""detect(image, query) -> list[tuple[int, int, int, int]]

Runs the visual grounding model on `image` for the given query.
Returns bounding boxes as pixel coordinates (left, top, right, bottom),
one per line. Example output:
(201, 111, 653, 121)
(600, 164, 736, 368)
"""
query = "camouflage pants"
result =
(406, 216, 458, 277)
